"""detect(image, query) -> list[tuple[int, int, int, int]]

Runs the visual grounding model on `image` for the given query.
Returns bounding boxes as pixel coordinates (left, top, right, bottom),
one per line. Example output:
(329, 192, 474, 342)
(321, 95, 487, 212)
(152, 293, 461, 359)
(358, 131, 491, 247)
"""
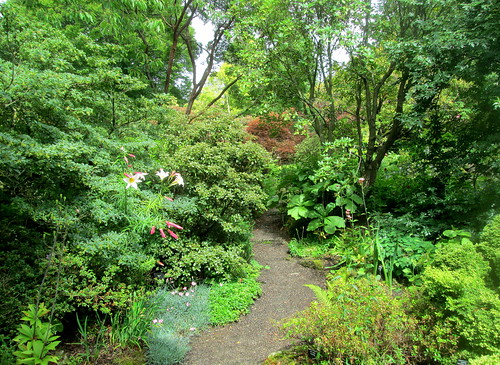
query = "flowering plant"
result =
(120, 148, 185, 241)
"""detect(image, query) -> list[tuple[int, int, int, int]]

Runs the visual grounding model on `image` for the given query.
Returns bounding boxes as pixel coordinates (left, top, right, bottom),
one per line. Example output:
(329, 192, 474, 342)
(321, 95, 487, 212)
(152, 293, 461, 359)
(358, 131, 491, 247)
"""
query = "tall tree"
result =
(185, 7, 234, 115)
(229, 0, 363, 142)
(229, 0, 499, 187)
(160, 0, 198, 94)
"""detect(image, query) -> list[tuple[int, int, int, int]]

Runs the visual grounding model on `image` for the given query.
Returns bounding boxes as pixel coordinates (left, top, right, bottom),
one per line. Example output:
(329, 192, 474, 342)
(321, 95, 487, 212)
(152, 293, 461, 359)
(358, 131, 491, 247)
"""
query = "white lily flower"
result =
(123, 173, 141, 189)
(172, 172, 184, 186)
(134, 172, 148, 181)
(156, 168, 169, 180)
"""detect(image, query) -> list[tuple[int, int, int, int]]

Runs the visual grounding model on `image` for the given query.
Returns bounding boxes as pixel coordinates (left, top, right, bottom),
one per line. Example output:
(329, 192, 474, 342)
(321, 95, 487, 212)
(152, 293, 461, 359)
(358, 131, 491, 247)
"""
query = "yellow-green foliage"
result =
(283, 277, 423, 364)
(469, 353, 500, 365)
(421, 236, 500, 359)
(477, 215, 500, 290)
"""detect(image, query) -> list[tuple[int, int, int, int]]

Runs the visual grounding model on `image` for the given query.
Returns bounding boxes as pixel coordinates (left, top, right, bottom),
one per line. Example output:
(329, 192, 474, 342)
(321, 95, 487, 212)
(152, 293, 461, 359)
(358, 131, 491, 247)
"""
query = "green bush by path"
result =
(288, 237, 334, 259)
(282, 277, 424, 364)
(477, 214, 500, 291)
(158, 116, 273, 245)
(418, 234, 500, 361)
(278, 222, 500, 364)
(147, 238, 249, 284)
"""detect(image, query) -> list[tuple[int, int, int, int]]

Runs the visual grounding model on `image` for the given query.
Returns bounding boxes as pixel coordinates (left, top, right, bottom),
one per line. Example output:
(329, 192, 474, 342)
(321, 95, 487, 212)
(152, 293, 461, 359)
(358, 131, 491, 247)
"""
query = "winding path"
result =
(183, 210, 325, 365)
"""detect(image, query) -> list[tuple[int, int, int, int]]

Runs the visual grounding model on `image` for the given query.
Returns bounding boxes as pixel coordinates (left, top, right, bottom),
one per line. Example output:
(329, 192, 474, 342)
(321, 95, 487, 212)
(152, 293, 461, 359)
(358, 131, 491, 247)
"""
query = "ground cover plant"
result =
(208, 260, 264, 325)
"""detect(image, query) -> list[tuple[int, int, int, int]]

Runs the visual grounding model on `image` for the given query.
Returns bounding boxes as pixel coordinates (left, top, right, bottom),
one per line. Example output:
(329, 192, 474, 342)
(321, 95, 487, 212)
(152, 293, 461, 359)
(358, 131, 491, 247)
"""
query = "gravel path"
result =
(182, 210, 325, 365)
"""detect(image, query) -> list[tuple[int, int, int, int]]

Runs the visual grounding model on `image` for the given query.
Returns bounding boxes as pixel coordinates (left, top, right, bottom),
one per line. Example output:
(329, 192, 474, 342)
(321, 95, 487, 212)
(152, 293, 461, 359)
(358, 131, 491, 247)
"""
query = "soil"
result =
(182, 210, 325, 365)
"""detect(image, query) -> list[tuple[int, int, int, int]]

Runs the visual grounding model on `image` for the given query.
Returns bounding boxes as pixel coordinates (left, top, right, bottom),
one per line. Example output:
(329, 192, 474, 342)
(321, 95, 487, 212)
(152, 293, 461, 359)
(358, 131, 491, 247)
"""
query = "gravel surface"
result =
(182, 210, 325, 365)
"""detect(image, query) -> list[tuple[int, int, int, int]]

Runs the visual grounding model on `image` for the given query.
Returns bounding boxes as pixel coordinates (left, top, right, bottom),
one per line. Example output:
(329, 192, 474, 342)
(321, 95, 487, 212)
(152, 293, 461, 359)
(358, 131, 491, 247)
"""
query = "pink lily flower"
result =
(167, 229, 178, 239)
(159, 228, 166, 238)
(150, 226, 156, 235)
(166, 221, 183, 230)
(164, 196, 174, 201)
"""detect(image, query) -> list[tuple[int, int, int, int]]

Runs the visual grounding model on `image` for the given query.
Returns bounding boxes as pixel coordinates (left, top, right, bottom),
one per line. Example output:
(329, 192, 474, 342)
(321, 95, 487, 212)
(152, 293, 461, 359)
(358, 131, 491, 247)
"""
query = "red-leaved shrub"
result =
(246, 112, 305, 163)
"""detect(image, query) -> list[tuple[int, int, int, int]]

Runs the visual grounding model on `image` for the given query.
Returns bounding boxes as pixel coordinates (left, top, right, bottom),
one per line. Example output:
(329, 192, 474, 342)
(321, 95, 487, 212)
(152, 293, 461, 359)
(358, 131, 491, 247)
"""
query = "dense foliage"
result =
(0, 3, 271, 364)
(278, 220, 500, 364)
(0, 0, 498, 363)
(283, 278, 423, 364)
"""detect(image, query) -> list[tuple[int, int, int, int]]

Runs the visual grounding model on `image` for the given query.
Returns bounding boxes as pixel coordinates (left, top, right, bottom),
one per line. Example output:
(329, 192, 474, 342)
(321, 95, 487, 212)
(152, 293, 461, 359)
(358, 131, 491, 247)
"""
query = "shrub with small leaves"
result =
(158, 116, 272, 244)
(282, 277, 424, 364)
(477, 214, 500, 291)
(418, 232, 500, 360)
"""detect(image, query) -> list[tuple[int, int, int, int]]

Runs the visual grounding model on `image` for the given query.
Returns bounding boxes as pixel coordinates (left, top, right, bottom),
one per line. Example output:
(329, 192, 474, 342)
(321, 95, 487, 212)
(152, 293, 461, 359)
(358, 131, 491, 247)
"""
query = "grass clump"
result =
(209, 261, 263, 325)
(147, 283, 210, 365)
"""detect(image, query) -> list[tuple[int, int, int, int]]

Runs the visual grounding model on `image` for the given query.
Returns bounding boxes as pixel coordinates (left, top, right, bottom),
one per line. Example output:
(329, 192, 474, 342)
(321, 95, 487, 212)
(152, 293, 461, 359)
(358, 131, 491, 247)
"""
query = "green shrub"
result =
(292, 134, 322, 170)
(470, 354, 500, 365)
(165, 141, 270, 242)
(45, 231, 155, 315)
(371, 150, 500, 235)
(282, 277, 423, 364)
(0, 334, 15, 365)
(148, 238, 249, 285)
(419, 237, 500, 359)
(477, 214, 500, 291)
(288, 237, 334, 258)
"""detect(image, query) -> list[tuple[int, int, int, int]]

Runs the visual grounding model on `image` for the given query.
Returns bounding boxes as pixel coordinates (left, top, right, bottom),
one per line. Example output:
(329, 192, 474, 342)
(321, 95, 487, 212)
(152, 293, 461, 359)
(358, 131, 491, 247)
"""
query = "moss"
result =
(299, 258, 325, 270)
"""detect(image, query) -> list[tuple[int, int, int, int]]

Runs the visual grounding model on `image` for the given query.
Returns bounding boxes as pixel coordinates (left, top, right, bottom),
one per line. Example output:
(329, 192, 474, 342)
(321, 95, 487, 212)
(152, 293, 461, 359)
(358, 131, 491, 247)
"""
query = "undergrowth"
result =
(288, 237, 334, 258)
(147, 260, 264, 364)
(209, 260, 263, 325)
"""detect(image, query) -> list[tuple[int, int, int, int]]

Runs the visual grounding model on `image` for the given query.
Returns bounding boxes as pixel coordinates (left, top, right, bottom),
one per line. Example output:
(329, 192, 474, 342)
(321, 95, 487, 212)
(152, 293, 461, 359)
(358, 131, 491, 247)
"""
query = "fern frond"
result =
(304, 284, 330, 305)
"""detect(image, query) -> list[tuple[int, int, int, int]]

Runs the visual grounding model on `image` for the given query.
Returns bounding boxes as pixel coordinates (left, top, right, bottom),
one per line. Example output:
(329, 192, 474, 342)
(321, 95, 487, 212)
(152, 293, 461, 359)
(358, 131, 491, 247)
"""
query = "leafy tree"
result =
(185, 0, 236, 114)
(229, 0, 499, 191)
(228, 0, 363, 141)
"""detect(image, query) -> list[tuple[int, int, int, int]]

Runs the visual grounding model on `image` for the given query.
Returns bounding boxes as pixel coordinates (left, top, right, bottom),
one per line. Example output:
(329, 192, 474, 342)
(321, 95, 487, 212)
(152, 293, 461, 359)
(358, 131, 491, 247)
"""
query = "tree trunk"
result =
(363, 71, 409, 187)
(162, 0, 197, 94)
(185, 19, 234, 115)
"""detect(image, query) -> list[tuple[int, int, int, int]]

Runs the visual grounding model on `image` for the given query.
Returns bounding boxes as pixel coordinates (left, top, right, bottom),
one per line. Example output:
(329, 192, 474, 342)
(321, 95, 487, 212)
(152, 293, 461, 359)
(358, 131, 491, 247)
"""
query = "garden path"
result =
(182, 210, 325, 365)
